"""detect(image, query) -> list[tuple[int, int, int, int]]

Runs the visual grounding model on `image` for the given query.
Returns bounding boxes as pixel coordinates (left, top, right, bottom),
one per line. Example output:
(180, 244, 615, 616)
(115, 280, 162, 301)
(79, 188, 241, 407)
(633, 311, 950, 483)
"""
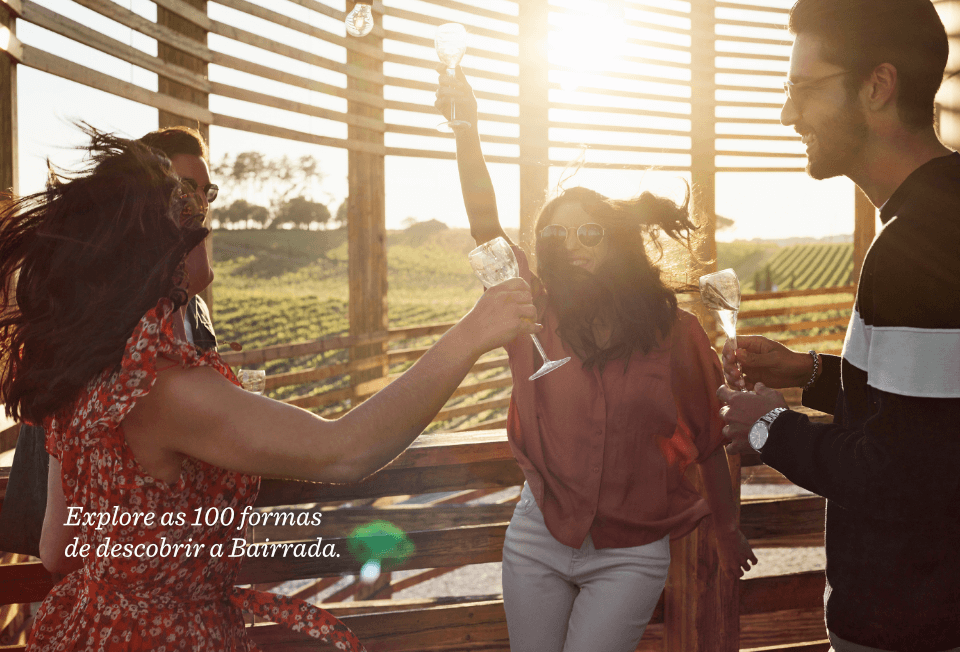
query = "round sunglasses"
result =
(180, 177, 219, 204)
(539, 223, 605, 248)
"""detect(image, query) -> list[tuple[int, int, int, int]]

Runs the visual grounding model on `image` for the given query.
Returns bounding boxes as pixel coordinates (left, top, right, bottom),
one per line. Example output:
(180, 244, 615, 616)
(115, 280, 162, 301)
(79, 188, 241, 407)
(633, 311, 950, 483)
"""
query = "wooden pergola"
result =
(2, 1, 960, 649)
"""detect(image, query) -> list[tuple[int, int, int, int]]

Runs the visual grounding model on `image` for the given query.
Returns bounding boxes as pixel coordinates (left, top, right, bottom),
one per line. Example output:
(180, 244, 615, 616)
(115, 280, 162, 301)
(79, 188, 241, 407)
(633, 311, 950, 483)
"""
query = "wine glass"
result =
(435, 23, 471, 133)
(468, 237, 570, 380)
(699, 269, 745, 390)
(238, 369, 266, 395)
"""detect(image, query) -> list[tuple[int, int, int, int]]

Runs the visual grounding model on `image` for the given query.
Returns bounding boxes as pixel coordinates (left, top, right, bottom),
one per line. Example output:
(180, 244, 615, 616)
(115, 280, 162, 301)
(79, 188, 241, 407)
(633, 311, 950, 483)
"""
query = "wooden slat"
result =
(447, 417, 508, 433)
(0, 0, 22, 17)
(215, 0, 383, 60)
(740, 609, 829, 651)
(434, 396, 510, 422)
(20, 0, 210, 94)
(384, 74, 517, 104)
(409, 0, 517, 23)
(741, 570, 825, 615)
(210, 113, 389, 155)
(210, 51, 384, 109)
(740, 495, 825, 548)
(256, 459, 523, 507)
(739, 300, 852, 320)
(386, 122, 518, 145)
(385, 53, 518, 84)
(152, 0, 211, 31)
(548, 120, 690, 135)
(20, 45, 213, 123)
(265, 355, 385, 391)
(209, 81, 384, 131)
(742, 641, 829, 652)
(208, 20, 385, 85)
(385, 98, 519, 124)
(71, 0, 212, 62)
(742, 286, 855, 301)
(383, 29, 518, 65)
(738, 316, 849, 337)
(380, 5, 516, 42)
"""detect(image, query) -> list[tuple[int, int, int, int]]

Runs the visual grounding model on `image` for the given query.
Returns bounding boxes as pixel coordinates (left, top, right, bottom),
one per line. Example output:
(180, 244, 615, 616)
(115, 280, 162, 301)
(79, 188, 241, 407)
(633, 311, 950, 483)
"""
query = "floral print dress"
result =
(28, 299, 364, 651)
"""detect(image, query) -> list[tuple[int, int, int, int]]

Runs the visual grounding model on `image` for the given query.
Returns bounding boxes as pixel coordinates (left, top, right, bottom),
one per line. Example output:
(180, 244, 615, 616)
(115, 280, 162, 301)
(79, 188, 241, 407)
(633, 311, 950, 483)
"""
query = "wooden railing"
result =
(1, 420, 833, 651)
(215, 285, 856, 431)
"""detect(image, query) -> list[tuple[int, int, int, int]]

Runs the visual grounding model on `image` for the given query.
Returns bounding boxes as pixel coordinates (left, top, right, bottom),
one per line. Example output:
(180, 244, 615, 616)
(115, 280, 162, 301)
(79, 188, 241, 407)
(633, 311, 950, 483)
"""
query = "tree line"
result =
(210, 152, 346, 230)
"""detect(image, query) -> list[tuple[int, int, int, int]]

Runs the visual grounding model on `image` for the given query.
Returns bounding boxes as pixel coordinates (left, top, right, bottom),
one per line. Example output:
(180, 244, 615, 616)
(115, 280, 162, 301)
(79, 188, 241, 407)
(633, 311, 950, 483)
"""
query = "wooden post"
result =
(852, 187, 876, 285)
(517, 0, 550, 245)
(0, 0, 19, 197)
(347, 3, 388, 415)
(664, 2, 740, 652)
(157, 0, 213, 310)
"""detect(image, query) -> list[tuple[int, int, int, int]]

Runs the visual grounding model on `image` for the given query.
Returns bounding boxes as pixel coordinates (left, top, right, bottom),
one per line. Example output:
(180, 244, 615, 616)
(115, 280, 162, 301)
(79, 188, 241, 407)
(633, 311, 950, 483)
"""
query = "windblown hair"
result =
(789, 0, 948, 129)
(0, 127, 209, 423)
(533, 185, 700, 372)
(138, 125, 208, 162)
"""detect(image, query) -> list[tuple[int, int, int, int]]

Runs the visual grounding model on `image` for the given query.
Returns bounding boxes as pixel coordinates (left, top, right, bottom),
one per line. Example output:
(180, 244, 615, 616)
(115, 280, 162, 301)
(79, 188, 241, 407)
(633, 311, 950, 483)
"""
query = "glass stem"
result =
(447, 67, 456, 121)
(530, 334, 551, 364)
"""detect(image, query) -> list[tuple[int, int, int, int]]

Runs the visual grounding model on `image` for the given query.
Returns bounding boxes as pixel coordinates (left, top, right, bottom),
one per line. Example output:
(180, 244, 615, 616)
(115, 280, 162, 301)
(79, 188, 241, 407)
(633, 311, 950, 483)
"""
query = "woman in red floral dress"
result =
(0, 128, 539, 651)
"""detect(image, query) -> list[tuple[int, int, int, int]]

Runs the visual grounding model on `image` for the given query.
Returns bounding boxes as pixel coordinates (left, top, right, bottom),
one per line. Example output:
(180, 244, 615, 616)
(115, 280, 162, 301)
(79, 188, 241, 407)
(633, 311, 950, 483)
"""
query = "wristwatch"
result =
(748, 407, 789, 452)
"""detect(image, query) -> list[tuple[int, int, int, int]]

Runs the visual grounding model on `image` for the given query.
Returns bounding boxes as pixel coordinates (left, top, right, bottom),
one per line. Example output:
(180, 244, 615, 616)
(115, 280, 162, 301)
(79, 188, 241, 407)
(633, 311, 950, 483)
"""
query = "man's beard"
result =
(806, 101, 869, 180)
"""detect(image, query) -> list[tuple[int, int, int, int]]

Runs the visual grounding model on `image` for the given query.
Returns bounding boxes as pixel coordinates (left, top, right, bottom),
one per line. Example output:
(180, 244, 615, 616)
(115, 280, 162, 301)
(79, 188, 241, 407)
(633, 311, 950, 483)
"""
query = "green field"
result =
(211, 229, 852, 425)
(755, 243, 854, 291)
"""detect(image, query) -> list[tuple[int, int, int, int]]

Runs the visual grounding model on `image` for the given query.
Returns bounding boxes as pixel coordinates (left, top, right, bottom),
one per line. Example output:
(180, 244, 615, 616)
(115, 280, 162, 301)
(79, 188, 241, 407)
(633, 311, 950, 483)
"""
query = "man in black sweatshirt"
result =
(718, 1, 960, 651)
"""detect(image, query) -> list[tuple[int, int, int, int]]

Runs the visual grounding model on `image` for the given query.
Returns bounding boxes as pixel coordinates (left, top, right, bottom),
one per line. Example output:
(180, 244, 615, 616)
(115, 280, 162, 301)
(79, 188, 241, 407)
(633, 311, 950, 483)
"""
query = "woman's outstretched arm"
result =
(124, 279, 538, 486)
(435, 66, 509, 246)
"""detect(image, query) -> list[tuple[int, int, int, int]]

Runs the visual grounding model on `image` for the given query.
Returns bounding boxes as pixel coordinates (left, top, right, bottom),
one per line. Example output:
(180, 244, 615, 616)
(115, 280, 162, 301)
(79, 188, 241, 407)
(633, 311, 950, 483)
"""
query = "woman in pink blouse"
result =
(436, 69, 757, 652)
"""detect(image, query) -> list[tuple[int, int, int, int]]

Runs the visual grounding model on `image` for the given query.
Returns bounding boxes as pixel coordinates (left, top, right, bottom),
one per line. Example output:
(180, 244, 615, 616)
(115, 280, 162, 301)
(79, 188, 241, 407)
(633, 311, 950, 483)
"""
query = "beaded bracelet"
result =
(802, 350, 820, 391)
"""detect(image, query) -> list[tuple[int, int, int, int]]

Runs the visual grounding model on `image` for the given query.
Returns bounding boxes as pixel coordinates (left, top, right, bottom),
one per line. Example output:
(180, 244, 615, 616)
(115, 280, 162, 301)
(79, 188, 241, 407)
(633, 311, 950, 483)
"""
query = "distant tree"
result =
(213, 199, 270, 229)
(335, 201, 348, 228)
(401, 216, 419, 229)
(274, 197, 332, 230)
(212, 152, 326, 226)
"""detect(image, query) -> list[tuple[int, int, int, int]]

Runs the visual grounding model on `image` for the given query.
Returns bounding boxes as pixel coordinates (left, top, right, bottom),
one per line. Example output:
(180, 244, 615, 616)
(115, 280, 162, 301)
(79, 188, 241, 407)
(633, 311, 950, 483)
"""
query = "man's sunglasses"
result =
(539, 223, 605, 248)
(180, 177, 219, 204)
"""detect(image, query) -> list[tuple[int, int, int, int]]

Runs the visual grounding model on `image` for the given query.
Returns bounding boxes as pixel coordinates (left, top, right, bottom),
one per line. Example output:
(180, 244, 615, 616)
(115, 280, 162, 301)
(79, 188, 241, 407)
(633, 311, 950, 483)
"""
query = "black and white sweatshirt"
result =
(762, 152, 960, 652)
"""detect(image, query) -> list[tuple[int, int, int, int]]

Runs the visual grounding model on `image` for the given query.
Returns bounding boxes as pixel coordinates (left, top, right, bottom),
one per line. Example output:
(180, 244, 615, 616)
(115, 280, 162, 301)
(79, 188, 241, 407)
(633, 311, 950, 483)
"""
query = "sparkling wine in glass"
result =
(699, 269, 745, 390)
(468, 237, 570, 380)
(435, 23, 471, 133)
(238, 369, 266, 395)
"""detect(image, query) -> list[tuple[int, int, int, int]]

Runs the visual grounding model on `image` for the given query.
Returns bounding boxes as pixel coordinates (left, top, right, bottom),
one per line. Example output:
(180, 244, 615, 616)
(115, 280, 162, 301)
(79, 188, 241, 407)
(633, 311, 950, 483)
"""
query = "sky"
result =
(14, 0, 867, 243)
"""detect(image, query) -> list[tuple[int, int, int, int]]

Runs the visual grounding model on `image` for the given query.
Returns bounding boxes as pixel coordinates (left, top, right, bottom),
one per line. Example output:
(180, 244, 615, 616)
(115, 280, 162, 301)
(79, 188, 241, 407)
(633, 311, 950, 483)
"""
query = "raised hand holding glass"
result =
(435, 23, 471, 132)
(468, 237, 569, 380)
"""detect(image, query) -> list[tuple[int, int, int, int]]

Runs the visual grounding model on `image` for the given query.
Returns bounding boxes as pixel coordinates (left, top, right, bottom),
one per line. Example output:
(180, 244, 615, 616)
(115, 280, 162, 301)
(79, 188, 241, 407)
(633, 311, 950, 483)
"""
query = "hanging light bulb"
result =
(345, 3, 374, 38)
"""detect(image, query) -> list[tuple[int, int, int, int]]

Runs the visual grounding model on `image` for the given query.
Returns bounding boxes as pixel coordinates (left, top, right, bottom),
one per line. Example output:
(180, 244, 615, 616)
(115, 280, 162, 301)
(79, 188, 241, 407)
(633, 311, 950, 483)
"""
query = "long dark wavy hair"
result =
(0, 127, 209, 423)
(533, 185, 701, 371)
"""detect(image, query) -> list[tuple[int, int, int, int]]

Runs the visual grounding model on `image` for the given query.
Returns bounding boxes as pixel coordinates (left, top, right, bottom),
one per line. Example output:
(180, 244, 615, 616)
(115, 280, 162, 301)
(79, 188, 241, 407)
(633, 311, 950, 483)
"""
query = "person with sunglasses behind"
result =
(435, 69, 756, 652)
(1, 126, 539, 651)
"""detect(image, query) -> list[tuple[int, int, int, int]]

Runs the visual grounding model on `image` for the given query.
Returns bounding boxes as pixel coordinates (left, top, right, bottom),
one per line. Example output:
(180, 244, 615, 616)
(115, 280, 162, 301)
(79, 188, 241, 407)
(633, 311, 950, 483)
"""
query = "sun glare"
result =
(549, 1, 628, 91)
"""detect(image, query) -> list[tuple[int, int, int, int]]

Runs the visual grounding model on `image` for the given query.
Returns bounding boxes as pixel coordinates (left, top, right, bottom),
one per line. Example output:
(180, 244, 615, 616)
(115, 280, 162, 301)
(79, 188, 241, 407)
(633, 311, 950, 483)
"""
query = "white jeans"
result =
(501, 483, 670, 652)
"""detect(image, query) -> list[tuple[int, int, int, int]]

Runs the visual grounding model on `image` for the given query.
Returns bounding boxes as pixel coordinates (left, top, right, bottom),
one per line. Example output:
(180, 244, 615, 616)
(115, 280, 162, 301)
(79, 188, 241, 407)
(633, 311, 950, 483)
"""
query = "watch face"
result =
(749, 420, 768, 451)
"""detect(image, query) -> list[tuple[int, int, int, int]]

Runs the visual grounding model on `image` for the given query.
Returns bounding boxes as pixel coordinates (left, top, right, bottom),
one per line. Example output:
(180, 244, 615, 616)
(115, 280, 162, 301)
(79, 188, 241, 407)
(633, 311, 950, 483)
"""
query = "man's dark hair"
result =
(138, 125, 208, 161)
(788, 0, 948, 129)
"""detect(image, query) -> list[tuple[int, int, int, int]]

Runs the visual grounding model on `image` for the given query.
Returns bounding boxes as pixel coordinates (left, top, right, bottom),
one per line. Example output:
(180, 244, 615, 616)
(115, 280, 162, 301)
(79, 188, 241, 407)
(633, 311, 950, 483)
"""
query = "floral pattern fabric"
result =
(29, 299, 365, 652)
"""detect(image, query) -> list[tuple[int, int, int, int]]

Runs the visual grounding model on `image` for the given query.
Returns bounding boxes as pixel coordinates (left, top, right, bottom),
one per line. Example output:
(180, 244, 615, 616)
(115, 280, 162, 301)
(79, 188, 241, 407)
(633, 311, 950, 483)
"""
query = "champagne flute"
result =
(238, 369, 266, 395)
(699, 269, 745, 390)
(468, 237, 570, 380)
(435, 23, 471, 132)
